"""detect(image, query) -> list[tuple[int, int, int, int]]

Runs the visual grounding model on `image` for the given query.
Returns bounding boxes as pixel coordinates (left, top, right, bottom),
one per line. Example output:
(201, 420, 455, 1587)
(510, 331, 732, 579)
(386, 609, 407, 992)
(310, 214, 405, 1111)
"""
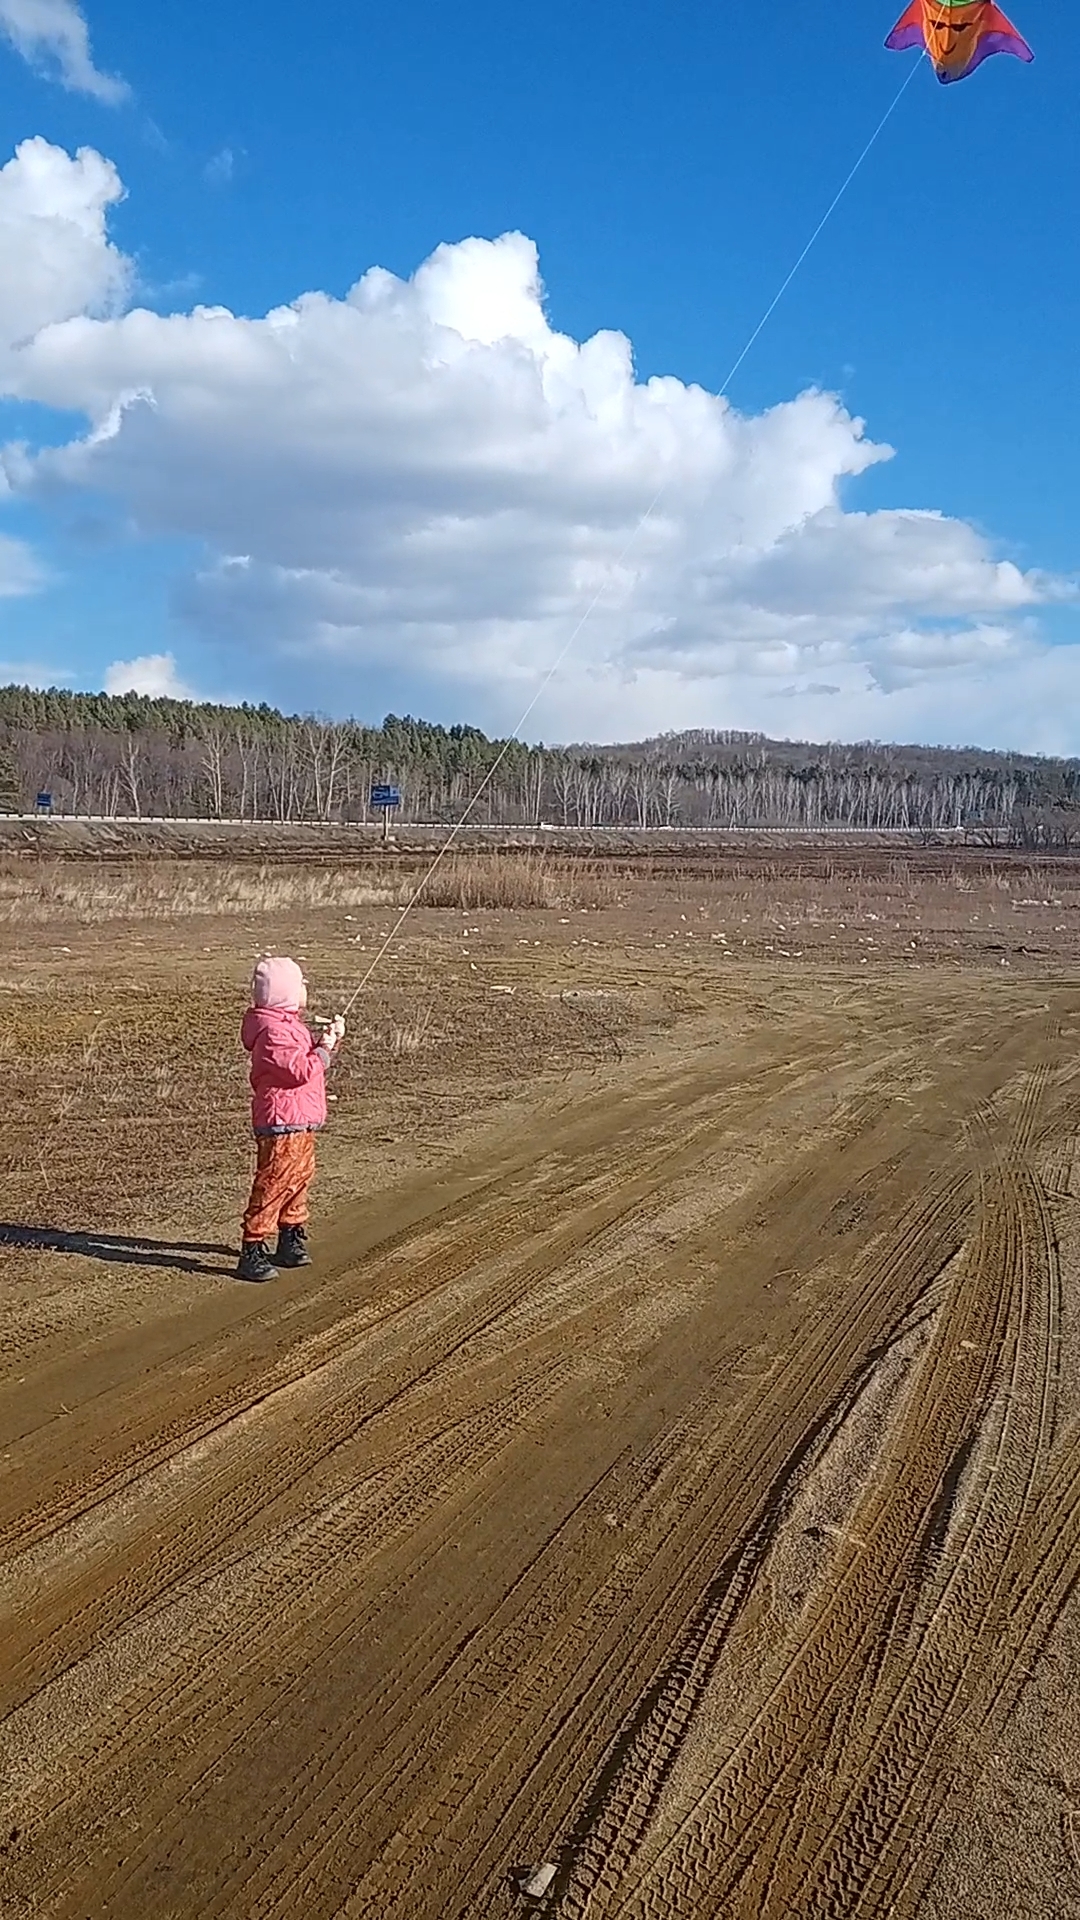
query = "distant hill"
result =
(1, 686, 1078, 843)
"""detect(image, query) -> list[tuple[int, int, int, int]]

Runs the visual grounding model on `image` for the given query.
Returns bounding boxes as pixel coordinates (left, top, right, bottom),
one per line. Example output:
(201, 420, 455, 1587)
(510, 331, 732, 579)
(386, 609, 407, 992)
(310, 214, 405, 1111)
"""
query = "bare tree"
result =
(301, 721, 348, 821)
(553, 757, 574, 827)
(201, 724, 227, 817)
(631, 762, 657, 828)
(120, 734, 143, 817)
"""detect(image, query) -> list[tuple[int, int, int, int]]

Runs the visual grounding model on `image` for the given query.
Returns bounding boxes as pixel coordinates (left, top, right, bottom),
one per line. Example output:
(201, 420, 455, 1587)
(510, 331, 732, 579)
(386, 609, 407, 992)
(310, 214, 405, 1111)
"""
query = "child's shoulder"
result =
(242, 1006, 308, 1045)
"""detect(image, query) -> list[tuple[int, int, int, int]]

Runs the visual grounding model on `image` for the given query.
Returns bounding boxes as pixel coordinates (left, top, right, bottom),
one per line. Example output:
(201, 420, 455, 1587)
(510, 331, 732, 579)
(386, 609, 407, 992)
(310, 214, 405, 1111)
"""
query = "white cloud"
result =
(0, 0, 127, 102)
(103, 651, 191, 698)
(0, 138, 128, 353)
(0, 140, 1077, 749)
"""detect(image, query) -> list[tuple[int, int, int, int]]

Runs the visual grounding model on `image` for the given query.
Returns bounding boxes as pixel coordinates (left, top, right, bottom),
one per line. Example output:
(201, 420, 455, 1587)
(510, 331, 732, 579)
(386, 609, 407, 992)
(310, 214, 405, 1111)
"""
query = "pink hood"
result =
(241, 1004, 328, 1134)
(252, 955, 305, 1011)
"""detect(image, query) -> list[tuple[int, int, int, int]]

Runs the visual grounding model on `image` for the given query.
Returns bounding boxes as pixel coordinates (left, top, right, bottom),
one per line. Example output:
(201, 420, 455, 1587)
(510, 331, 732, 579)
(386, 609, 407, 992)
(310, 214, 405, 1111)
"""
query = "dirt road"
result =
(3, 976, 1080, 1917)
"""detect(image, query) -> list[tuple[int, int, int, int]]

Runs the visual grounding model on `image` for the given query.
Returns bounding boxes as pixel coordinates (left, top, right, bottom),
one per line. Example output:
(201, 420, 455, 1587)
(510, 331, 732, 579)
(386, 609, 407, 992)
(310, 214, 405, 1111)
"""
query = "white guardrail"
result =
(0, 815, 974, 835)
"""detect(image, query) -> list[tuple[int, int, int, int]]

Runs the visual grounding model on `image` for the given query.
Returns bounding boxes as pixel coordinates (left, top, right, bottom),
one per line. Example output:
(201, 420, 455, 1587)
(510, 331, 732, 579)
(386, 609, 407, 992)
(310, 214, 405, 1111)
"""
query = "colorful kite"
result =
(886, 0, 1033, 84)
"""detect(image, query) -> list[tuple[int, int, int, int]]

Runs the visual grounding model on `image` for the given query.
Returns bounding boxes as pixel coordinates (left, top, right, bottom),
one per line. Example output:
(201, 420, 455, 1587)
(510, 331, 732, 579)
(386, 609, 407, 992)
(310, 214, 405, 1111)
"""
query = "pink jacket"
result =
(241, 1006, 330, 1135)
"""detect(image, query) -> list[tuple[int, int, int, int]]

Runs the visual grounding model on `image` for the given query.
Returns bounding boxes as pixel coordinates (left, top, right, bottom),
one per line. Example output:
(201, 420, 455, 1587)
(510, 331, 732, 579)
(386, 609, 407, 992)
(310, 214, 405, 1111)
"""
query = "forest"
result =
(1, 684, 1079, 843)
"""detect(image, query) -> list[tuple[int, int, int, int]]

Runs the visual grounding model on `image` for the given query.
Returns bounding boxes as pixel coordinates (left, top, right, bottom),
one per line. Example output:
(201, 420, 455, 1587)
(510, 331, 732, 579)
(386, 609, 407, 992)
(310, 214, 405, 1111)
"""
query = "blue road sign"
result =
(370, 785, 401, 809)
(36, 792, 52, 812)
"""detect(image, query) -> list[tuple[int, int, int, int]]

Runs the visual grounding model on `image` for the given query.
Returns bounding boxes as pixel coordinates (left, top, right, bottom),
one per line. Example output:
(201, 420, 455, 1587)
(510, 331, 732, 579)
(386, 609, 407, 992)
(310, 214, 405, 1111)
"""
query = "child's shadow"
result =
(0, 1223, 235, 1277)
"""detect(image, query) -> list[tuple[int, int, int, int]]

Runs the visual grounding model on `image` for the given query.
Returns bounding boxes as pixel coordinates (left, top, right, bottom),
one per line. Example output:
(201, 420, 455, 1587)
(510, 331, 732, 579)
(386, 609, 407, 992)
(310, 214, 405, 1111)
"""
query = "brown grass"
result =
(0, 853, 618, 924)
(385, 1005, 438, 1057)
(705, 859, 1080, 950)
(0, 861, 396, 923)
(415, 852, 616, 911)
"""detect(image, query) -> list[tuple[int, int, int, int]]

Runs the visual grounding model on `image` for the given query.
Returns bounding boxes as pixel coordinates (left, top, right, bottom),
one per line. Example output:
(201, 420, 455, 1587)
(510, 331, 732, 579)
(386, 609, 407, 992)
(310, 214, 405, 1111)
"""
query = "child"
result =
(237, 955, 345, 1282)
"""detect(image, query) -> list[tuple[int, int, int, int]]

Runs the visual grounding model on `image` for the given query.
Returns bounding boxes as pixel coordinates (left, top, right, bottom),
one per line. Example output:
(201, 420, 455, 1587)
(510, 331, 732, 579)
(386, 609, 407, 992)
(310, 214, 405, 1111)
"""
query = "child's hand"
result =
(322, 1014, 345, 1052)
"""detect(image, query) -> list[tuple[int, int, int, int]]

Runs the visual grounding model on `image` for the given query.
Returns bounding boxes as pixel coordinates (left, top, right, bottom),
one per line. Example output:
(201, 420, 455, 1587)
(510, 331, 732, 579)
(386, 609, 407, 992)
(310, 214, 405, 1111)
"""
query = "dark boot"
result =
(237, 1240, 279, 1282)
(275, 1223, 312, 1268)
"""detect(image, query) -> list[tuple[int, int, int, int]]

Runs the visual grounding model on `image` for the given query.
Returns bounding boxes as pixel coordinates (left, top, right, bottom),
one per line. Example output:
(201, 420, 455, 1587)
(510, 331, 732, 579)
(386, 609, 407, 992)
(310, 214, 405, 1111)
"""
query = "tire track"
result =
(6, 1052, 883, 1920)
(1, 998, 1065, 1920)
(768, 1127, 1059, 1916)
(351, 1148, 973, 1919)
(0, 1039, 844, 1560)
(382, 1159, 972, 1920)
(1, 1081, 784, 1715)
(1, 1038, 915, 1739)
(553, 1062, 1061, 1920)
(45, 1052, 954, 1920)
(0, 1359, 571, 1919)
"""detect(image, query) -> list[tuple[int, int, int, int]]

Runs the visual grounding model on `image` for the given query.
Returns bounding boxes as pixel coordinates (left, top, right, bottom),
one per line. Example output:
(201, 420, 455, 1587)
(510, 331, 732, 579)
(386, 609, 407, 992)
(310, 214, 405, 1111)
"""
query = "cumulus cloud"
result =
(0, 0, 127, 102)
(103, 651, 191, 698)
(0, 138, 128, 353)
(0, 138, 1076, 747)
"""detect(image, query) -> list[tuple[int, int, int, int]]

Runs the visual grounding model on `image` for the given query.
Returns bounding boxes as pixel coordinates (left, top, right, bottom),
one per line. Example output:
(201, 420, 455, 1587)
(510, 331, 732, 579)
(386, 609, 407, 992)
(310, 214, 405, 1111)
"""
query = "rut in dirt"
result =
(6, 1005, 1080, 1920)
(554, 1064, 1074, 1920)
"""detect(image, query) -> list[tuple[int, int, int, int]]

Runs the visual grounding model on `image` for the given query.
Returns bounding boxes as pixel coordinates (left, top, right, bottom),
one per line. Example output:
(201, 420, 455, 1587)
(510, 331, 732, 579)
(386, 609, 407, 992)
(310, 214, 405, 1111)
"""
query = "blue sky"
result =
(0, 0, 1075, 749)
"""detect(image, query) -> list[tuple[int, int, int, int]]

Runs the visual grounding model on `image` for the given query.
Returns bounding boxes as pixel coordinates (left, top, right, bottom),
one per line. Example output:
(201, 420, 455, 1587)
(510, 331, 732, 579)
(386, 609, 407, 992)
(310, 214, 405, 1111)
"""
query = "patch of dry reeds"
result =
(0, 851, 618, 923)
(415, 852, 615, 911)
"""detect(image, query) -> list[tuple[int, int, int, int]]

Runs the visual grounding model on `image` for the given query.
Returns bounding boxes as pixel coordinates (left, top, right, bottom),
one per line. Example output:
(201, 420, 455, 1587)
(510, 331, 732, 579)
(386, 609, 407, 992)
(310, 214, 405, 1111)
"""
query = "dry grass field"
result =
(3, 841, 1080, 1918)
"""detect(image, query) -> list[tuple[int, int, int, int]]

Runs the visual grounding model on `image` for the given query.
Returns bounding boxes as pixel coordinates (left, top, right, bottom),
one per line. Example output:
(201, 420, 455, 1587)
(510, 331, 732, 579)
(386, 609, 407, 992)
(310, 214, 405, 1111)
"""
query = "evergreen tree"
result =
(0, 747, 20, 814)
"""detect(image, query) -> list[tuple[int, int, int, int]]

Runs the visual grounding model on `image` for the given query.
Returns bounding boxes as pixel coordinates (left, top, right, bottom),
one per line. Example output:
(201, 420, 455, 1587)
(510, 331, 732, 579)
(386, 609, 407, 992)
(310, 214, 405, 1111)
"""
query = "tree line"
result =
(1, 686, 1079, 844)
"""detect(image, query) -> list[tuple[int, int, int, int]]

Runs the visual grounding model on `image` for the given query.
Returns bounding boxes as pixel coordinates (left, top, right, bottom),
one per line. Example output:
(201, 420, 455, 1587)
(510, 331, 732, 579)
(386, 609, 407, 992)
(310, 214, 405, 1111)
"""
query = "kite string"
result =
(341, 57, 924, 1018)
(720, 52, 926, 395)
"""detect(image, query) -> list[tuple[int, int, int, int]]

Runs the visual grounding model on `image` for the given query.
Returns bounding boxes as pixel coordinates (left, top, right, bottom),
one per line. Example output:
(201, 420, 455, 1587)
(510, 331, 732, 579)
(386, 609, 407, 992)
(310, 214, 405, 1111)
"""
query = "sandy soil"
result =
(3, 848, 1080, 1918)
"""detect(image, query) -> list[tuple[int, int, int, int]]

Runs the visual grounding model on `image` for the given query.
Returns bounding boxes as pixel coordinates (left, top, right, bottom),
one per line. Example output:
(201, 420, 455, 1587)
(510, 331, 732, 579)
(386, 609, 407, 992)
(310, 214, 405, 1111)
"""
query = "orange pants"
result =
(243, 1132, 317, 1242)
